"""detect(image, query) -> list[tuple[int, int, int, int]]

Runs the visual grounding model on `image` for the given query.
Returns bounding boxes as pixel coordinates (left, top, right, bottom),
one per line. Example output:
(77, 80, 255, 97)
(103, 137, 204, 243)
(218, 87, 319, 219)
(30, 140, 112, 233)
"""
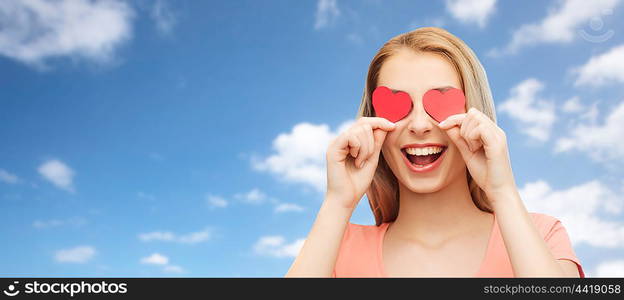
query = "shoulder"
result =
(347, 222, 385, 234)
(527, 212, 584, 277)
(333, 222, 387, 277)
(336, 222, 387, 253)
(342, 222, 387, 244)
(527, 212, 568, 239)
(528, 212, 560, 227)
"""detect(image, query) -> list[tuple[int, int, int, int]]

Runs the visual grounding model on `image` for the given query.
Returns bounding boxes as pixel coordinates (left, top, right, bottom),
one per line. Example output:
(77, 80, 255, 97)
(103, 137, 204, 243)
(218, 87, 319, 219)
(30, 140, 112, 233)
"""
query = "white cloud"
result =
(138, 228, 211, 244)
(445, 0, 496, 28)
(138, 231, 175, 242)
(494, 0, 620, 55)
(346, 33, 363, 44)
(33, 217, 87, 229)
(560, 97, 599, 124)
(581, 102, 599, 123)
(140, 253, 169, 265)
(253, 120, 353, 192)
(234, 188, 272, 205)
(573, 44, 624, 87)
(206, 194, 228, 208)
(163, 264, 184, 274)
(232, 188, 305, 212)
(0, 0, 134, 68)
(555, 100, 624, 162)
(519, 180, 624, 248)
(593, 259, 624, 277)
(413, 17, 446, 29)
(253, 236, 305, 258)
(0, 169, 19, 184)
(177, 229, 211, 244)
(498, 78, 556, 141)
(274, 203, 305, 213)
(37, 159, 75, 192)
(150, 0, 176, 35)
(55, 245, 96, 263)
(562, 96, 583, 113)
(140, 253, 185, 274)
(314, 0, 340, 30)
(34, 219, 64, 229)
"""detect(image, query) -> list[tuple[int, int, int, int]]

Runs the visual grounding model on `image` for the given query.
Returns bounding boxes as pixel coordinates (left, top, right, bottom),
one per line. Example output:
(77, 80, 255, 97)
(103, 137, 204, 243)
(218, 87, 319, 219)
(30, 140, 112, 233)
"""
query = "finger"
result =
(459, 113, 471, 149)
(354, 127, 370, 168)
(444, 126, 472, 161)
(473, 122, 500, 152)
(372, 128, 388, 153)
(438, 113, 467, 129)
(360, 117, 397, 132)
(468, 107, 493, 125)
(364, 124, 375, 164)
(367, 129, 388, 168)
(328, 134, 348, 162)
(460, 113, 480, 152)
(466, 125, 484, 152)
(466, 123, 483, 141)
(469, 109, 500, 149)
(347, 134, 361, 160)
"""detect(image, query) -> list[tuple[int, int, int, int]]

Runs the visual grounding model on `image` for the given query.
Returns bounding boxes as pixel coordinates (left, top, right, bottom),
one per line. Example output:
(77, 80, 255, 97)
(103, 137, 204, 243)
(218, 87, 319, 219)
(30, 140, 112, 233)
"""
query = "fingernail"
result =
(438, 120, 447, 127)
(386, 120, 396, 126)
(360, 161, 366, 168)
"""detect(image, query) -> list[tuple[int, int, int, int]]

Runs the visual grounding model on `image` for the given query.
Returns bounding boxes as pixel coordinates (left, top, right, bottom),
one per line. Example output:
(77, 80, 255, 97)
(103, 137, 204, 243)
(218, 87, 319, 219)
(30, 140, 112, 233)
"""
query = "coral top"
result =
(332, 212, 584, 277)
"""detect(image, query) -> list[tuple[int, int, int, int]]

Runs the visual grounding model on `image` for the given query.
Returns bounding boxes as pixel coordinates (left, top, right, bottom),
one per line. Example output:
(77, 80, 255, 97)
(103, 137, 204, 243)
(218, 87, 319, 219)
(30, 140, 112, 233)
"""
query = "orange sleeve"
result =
(331, 223, 352, 278)
(544, 218, 585, 278)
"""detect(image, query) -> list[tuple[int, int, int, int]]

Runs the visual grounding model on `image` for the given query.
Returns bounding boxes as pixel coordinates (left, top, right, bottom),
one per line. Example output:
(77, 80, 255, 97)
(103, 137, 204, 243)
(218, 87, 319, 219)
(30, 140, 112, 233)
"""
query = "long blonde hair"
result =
(357, 27, 496, 226)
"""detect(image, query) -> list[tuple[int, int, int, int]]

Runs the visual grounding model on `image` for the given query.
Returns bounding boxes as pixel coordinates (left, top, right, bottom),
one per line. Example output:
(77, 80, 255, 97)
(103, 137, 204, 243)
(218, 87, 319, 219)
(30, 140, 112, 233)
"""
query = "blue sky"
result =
(1, 0, 624, 277)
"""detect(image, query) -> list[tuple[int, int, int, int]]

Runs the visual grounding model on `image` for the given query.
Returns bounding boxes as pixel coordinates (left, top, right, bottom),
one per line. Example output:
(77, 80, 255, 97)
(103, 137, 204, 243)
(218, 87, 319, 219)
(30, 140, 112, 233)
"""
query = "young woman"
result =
(285, 27, 584, 277)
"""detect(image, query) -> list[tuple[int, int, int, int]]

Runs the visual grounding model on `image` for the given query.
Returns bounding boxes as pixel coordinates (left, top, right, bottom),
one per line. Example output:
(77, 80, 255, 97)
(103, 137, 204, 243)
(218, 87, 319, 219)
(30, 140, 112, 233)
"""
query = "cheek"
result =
(381, 134, 401, 169)
(381, 130, 397, 152)
(445, 146, 467, 174)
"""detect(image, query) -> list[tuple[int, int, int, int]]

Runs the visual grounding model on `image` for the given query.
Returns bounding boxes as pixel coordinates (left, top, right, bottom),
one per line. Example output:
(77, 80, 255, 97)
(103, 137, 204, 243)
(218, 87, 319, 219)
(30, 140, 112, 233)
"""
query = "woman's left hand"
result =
(438, 107, 516, 200)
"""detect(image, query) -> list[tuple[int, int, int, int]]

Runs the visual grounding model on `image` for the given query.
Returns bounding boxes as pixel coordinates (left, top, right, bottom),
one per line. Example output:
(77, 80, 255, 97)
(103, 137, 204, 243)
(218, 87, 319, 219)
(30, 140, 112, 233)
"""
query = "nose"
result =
(405, 98, 434, 135)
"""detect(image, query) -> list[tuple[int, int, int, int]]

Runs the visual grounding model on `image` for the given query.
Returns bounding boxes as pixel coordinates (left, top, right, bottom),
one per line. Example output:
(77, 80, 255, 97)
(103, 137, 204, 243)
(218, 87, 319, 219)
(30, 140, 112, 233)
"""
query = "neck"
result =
(391, 172, 491, 244)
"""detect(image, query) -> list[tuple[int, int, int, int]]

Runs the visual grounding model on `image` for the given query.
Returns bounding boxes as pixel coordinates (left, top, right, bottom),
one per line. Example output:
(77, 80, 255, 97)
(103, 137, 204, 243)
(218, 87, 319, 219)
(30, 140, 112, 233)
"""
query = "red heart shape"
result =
(422, 88, 466, 123)
(372, 86, 413, 123)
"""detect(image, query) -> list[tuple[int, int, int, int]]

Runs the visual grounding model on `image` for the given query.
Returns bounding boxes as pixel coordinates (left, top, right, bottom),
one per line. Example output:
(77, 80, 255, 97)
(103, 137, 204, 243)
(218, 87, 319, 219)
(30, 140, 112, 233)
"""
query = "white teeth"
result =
(404, 146, 443, 156)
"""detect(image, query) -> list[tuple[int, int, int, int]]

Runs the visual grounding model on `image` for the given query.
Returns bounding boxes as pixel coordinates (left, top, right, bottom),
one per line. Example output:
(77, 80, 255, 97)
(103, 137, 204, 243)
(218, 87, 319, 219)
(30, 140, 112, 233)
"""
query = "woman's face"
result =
(378, 49, 466, 193)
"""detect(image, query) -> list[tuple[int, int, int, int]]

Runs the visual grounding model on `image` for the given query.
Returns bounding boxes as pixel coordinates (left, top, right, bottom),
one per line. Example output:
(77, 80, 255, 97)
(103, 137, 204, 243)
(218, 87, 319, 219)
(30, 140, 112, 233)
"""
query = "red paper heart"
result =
(372, 86, 413, 123)
(422, 88, 466, 123)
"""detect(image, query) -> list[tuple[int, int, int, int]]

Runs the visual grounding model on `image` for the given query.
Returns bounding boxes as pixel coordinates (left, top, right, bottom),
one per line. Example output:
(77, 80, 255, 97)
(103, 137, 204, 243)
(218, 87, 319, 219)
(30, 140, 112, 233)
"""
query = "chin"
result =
(402, 176, 447, 193)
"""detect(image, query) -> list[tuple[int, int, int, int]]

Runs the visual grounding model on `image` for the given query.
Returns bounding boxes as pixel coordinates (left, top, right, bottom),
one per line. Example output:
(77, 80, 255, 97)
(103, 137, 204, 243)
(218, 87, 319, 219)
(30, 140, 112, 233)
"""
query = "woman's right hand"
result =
(325, 117, 397, 210)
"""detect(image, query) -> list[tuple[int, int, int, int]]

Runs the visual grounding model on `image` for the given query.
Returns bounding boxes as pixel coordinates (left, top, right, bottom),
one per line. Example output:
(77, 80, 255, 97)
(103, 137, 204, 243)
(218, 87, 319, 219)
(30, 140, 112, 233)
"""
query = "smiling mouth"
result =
(401, 146, 447, 167)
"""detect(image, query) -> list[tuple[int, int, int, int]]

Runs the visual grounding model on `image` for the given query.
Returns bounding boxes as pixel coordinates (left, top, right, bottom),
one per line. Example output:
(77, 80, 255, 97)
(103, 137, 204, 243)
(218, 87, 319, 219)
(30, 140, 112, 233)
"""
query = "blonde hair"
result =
(357, 27, 496, 226)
